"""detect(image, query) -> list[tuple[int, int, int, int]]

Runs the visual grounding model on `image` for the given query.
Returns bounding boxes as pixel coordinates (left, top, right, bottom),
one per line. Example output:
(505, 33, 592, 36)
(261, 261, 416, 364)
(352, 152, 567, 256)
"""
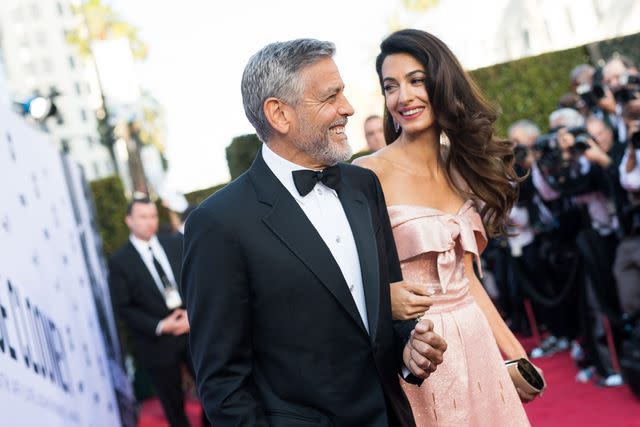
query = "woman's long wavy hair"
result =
(375, 29, 519, 237)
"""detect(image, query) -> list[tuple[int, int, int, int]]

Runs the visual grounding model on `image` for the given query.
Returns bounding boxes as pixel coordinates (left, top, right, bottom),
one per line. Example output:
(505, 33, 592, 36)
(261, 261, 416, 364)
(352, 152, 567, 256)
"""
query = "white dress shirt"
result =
(619, 148, 640, 192)
(129, 234, 179, 335)
(532, 162, 561, 202)
(129, 234, 178, 293)
(262, 144, 369, 333)
(507, 206, 534, 256)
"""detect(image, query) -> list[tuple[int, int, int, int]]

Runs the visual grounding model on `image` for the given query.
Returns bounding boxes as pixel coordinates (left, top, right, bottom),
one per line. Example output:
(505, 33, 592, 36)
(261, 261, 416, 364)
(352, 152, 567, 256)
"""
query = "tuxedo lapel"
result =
(126, 242, 166, 302)
(338, 180, 380, 342)
(249, 153, 368, 335)
(160, 238, 182, 289)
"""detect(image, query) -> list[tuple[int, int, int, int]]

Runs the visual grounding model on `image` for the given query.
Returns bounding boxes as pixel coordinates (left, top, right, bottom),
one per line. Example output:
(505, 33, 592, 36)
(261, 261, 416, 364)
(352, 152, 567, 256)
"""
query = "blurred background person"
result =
(616, 101, 640, 318)
(509, 120, 567, 355)
(600, 56, 637, 143)
(108, 197, 209, 427)
(363, 114, 387, 152)
(529, 106, 624, 385)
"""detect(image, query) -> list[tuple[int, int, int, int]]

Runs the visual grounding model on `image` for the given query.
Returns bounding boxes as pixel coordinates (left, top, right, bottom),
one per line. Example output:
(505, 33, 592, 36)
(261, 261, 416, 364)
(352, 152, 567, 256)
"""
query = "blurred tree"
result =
(185, 183, 228, 205)
(470, 46, 590, 135)
(66, 1, 166, 196)
(388, 0, 440, 35)
(66, 0, 148, 60)
(113, 121, 149, 195)
(401, 0, 440, 12)
(597, 32, 640, 66)
(226, 134, 262, 180)
(138, 91, 168, 164)
(90, 176, 129, 257)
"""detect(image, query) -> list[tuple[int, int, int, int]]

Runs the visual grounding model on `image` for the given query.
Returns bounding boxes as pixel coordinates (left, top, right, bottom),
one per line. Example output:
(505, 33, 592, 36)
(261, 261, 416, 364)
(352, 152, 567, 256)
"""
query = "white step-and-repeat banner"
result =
(0, 81, 132, 425)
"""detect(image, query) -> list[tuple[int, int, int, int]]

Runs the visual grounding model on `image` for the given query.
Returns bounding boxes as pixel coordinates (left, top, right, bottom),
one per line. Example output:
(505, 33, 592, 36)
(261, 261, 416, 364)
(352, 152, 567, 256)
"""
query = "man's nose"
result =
(338, 94, 355, 117)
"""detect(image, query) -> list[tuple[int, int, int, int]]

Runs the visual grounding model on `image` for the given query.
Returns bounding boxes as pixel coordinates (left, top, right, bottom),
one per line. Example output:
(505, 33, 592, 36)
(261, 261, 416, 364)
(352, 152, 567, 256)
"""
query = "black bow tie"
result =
(292, 165, 342, 197)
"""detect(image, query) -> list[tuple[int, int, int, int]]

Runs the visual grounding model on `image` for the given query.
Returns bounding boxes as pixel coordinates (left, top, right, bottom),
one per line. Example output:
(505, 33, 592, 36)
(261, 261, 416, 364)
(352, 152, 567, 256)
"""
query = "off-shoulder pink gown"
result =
(389, 201, 530, 427)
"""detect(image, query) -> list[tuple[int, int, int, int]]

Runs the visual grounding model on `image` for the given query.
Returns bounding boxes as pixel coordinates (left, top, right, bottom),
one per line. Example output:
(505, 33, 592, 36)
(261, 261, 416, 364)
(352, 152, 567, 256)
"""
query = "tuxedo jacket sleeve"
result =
(181, 208, 266, 425)
(108, 255, 163, 337)
(369, 170, 421, 385)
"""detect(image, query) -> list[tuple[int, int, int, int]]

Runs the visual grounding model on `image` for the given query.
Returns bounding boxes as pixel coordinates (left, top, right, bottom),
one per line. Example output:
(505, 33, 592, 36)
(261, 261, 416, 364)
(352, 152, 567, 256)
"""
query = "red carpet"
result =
(138, 398, 204, 427)
(524, 351, 640, 426)
(138, 349, 640, 426)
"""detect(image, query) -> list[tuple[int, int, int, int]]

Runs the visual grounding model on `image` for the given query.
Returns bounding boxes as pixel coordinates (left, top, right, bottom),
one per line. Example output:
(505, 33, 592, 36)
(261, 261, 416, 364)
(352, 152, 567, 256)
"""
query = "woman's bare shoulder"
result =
(352, 146, 397, 179)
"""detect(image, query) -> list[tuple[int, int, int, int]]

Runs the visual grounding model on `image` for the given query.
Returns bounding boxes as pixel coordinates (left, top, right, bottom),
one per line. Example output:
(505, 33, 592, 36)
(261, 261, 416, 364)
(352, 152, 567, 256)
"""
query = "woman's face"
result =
(381, 53, 435, 137)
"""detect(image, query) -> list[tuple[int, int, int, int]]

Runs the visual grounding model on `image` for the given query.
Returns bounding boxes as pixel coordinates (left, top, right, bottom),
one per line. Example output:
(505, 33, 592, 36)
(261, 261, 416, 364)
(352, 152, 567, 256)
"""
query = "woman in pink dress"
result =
(355, 29, 544, 426)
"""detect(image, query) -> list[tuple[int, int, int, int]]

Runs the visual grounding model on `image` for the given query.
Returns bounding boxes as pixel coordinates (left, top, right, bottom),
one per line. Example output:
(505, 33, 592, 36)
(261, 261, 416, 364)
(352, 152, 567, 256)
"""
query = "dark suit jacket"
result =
(109, 233, 188, 367)
(182, 152, 417, 427)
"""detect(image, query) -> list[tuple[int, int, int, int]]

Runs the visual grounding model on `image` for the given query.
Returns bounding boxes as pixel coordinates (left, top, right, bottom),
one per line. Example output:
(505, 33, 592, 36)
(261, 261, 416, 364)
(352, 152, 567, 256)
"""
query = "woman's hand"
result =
(516, 364, 545, 403)
(390, 281, 434, 320)
(502, 342, 545, 403)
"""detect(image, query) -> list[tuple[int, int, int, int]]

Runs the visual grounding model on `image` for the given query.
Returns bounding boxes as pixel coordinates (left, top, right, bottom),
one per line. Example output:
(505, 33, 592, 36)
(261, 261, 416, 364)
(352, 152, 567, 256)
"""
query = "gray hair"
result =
(570, 64, 594, 84)
(585, 114, 612, 129)
(549, 108, 585, 129)
(508, 119, 540, 139)
(241, 39, 336, 142)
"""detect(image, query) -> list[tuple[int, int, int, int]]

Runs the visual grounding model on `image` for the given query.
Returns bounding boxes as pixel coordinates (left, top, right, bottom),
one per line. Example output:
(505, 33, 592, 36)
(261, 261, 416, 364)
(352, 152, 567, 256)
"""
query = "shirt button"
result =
(336, 236, 341, 243)
(349, 284, 355, 292)
(316, 188, 323, 195)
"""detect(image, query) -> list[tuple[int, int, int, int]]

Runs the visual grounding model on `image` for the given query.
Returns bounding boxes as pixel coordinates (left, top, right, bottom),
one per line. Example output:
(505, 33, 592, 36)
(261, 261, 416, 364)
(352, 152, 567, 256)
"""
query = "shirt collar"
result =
(129, 234, 159, 257)
(262, 143, 313, 203)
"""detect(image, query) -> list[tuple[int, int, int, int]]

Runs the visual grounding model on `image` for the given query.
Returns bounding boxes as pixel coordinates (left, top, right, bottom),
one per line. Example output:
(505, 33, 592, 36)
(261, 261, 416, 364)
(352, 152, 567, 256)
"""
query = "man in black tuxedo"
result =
(109, 198, 208, 427)
(182, 39, 446, 426)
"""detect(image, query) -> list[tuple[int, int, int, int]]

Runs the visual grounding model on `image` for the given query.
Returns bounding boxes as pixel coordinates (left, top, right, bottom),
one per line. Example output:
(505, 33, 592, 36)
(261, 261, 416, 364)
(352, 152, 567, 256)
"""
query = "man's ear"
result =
(264, 97, 293, 135)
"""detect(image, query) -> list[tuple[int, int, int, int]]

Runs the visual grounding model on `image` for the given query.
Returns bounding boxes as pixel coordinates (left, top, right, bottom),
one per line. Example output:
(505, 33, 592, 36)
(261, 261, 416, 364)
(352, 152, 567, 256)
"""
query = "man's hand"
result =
(584, 137, 612, 167)
(597, 88, 617, 114)
(390, 281, 434, 320)
(160, 309, 190, 336)
(402, 319, 447, 379)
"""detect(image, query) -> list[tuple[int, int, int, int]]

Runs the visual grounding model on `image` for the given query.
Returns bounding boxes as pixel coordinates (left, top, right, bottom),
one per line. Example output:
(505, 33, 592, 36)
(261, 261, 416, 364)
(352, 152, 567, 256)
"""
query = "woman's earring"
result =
(393, 119, 400, 133)
(440, 132, 450, 146)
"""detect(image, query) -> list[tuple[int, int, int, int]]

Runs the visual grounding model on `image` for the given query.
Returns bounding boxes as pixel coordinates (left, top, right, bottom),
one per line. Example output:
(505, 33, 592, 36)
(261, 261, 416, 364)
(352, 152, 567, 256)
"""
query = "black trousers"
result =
(145, 344, 210, 427)
(576, 229, 622, 377)
(518, 240, 580, 339)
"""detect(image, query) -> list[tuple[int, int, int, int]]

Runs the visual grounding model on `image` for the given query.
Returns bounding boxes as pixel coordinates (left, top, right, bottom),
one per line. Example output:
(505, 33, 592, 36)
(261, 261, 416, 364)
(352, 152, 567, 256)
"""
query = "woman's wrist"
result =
(500, 338, 528, 361)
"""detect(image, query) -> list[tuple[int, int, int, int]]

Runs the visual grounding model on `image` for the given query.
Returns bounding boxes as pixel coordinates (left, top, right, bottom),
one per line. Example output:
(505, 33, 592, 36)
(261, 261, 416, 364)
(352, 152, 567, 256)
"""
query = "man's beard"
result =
(294, 116, 353, 166)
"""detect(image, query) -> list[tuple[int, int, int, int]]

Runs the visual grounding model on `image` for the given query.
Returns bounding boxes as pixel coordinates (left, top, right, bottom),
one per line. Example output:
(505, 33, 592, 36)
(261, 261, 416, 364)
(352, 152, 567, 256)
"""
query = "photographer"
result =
(571, 64, 597, 117)
(509, 120, 577, 356)
(601, 57, 639, 144)
(573, 57, 639, 145)
(534, 108, 623, 385)
(586, 116, 628, 228)
(614, 103, 640, 317)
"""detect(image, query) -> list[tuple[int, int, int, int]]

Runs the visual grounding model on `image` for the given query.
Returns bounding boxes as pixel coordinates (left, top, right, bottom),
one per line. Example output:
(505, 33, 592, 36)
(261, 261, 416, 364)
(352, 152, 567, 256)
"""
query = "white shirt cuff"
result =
(155, 320, 164, 336)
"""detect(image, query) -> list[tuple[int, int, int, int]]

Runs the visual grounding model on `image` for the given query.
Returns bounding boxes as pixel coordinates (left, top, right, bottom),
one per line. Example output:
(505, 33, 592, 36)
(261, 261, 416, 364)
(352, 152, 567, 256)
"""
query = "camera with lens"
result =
(613, 73, 640, 105)
(577, 83, 606, 109)
(534, 126, 590, 154)
(533, 127, 593, 193)
(631, 130, 640, 149)
(623, 100, 640, 149)
(514, 144, 529, 165)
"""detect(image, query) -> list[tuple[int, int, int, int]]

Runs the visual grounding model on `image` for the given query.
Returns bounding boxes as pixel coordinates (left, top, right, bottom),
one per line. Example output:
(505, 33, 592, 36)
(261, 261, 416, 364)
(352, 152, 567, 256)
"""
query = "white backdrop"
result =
(0, 83, 126, 425)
